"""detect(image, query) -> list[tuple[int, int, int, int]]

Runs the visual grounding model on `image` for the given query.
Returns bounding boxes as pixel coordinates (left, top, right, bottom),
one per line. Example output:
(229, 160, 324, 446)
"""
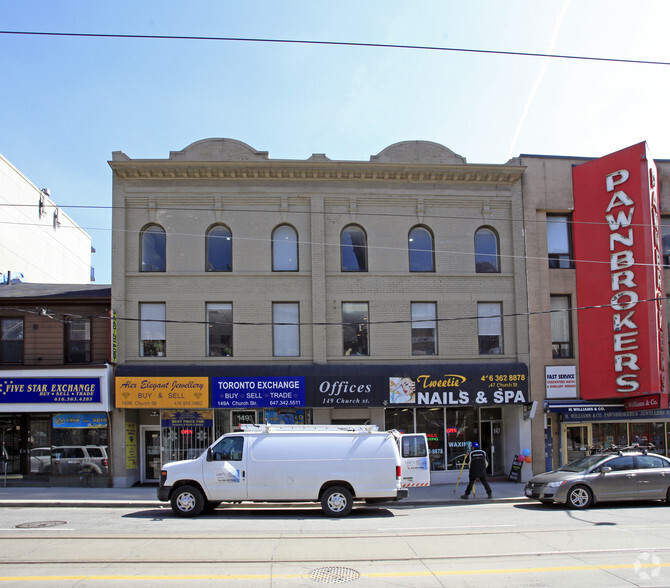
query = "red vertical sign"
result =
(573, 142, 667, 407)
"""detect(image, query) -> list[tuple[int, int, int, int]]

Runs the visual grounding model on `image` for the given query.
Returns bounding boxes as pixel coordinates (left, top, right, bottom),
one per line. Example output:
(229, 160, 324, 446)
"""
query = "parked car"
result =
(525, 449, 670, 509)
(51, 445, 109, 475)
(30, 447, 52, 473)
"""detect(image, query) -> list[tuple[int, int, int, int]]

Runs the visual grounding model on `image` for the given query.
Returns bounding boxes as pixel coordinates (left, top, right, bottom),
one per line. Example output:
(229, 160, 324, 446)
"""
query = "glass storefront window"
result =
(417, 408, 445, 471)
(631, 422, 666, 453)
(385, 408, 414, 434)
(591, 423, 628, 452)
(446, 408, 477, 470)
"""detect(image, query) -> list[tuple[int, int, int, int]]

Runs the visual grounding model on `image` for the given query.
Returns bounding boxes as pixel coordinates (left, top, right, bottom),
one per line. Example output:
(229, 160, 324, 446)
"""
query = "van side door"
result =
(202, 435, 247, 500)
(398, 434, 431, 487)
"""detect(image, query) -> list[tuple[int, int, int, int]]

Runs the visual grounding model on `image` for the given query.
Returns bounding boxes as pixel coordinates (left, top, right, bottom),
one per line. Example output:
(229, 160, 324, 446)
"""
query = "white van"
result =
(158, 424, 430, 517)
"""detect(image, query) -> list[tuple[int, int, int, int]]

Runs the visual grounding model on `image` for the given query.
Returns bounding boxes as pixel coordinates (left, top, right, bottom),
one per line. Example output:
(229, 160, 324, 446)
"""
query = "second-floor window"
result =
(272, 225, 298, 271)
(207, 303, 233, 357)
(273, 303, 300, 356)
(408, 226, 434, 272)
(411, 302, 437, 355)
(343, 302, 369, 356)
(0, 318, 23, 363)
(341, 225, 368, 272)
(140, 303, 166, 357)
(551, 295, 573, 358)
(478, 302, 502, 354)
(475, 227, 500, 273)
(140, 224, 166, 272)
(547, 215, 573, 269)
(206, 225, 232, 272)
(65, 318, 91, 363)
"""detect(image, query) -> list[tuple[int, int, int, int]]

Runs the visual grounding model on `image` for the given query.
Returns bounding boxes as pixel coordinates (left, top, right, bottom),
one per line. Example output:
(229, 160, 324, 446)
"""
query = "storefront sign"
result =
(313, 377, 373, 406)
(551, 403, 670, 422)
(111, 311, 118, 364)
(389, 364, 528, 406)
(115, 377, 208, 408)
(52, 413, 107, 428)
(125, 422, 137, 469)
(212, 377, 305, 408)
(0, 377, 101, 404)
(545, 366, 577, 399)
(624, 394, 661, 412)
(161, 410, 214, 427)
(573, 142, 667, 407)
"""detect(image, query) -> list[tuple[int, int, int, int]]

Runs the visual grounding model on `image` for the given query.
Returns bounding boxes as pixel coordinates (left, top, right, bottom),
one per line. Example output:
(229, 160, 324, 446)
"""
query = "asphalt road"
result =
(1, 499, 670, 586)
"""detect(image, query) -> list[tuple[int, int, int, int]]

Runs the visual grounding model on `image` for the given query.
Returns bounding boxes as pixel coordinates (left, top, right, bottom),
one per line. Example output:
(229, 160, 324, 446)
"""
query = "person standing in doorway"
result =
(461, 442, 492, 499)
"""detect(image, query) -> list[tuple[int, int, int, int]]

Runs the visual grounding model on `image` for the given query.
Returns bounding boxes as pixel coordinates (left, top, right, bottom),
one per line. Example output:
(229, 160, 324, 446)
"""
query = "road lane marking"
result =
(2, 562, 670, 582)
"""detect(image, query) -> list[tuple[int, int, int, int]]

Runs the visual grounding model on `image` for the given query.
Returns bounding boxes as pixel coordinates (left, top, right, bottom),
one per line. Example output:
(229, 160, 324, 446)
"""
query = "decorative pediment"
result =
(169, 139, 269, 162)
(371, 141, 466, 164)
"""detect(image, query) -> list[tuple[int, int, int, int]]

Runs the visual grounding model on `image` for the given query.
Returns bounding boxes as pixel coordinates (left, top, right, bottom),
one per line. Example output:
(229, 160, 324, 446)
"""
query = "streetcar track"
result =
(0, 520, 666, 540)
(2, 545, 670, 566)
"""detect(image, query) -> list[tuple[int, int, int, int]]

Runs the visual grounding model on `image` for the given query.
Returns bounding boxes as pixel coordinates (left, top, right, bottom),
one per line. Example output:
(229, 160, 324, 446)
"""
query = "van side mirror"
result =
(600, 466, 612, 474)
(206, 447, 213, 462)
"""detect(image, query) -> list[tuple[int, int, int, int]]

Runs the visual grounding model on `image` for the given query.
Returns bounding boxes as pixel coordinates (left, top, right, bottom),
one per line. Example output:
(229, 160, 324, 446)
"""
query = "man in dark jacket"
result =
(460, 442, 492, 499)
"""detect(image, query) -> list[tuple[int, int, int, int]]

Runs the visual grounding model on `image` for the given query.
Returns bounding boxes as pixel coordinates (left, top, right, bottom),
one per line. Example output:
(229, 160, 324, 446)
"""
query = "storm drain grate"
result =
(15, 521, 67, 529)
(308, 566, 360, 584)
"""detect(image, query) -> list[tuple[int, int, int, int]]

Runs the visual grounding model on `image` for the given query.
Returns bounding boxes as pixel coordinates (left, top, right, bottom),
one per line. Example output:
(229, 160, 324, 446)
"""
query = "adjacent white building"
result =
(0, 154, 93, 284)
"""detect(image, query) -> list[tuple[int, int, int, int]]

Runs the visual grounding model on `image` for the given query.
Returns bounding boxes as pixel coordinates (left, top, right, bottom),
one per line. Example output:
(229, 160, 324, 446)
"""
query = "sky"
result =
(3, 0, 670, 284)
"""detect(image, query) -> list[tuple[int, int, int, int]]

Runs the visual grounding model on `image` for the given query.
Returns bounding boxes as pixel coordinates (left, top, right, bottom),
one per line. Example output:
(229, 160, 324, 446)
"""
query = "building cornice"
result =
(109, 160, 525, 185)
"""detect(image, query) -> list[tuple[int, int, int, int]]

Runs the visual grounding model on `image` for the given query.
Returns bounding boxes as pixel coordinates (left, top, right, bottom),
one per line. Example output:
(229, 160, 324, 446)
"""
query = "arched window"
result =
(272, 225, 298, 271)
(408, 226, 434, 272)
(140, 224, 166, 272)
(341, 225, 368, 272)
(206, 225, 232, 272)
(474, 227, 500, 273)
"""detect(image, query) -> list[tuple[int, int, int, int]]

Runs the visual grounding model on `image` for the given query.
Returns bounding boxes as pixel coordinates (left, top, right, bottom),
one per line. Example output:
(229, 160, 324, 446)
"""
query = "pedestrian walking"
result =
(460, 442, 492, 499)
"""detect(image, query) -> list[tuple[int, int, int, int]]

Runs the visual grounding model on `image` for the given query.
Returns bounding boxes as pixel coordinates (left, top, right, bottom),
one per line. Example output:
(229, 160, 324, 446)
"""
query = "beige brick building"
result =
(110, 139, 531, 487)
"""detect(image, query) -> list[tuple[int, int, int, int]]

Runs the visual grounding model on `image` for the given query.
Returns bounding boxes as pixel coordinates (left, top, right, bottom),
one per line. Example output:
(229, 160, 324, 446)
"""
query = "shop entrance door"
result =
(564, 424, 591, 464)
(481, 421, 504, 475)
(140, 427, 161, 483)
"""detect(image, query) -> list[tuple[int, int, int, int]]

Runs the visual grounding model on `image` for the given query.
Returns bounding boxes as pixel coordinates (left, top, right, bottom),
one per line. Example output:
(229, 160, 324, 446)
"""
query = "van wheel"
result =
(321, 486, 353, 517)
(567, 485, 592, 509)
(171, 485, 204, 517)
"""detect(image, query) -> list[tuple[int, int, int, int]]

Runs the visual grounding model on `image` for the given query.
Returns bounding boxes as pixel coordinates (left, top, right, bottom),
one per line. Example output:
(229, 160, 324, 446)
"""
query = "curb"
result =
(0, 497, 528, 509)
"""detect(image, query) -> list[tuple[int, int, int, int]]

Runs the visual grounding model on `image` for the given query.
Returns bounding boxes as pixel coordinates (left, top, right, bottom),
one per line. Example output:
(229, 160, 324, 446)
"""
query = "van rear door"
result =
(398, 434, 431, 487)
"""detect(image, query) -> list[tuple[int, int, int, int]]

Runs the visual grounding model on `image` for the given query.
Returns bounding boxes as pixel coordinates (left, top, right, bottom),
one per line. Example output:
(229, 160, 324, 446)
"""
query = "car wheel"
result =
(171, 485, 205, 517)
(666, 487, 670, 505)
(567, 485, 593, 509)
(321, 486, 353, 517)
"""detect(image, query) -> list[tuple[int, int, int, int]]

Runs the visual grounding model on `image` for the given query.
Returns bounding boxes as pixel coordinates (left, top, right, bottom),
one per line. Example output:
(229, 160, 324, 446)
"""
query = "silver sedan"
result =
(525, 451, 670, 509)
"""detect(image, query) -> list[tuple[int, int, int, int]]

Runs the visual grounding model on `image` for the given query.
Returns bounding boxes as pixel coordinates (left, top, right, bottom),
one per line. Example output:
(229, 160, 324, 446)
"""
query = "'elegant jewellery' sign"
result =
(115, 377, 208, 409)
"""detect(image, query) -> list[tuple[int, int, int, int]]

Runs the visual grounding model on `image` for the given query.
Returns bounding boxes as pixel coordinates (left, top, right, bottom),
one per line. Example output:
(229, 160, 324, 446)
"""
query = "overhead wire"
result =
(1, 30, 670, 67)
(1, 201, 667, 270)
(1, 294, 667, 329)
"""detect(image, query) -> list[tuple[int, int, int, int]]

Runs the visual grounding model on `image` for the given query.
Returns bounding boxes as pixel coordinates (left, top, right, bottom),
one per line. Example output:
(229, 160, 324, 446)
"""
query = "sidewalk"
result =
(0, 481, 527, 508)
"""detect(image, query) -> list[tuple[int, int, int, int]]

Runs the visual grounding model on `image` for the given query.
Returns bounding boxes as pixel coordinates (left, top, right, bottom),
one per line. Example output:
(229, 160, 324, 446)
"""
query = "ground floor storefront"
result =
(544, 401, 670, 471)
(0, 366, 112, 487)
(113, 362, 532, 487)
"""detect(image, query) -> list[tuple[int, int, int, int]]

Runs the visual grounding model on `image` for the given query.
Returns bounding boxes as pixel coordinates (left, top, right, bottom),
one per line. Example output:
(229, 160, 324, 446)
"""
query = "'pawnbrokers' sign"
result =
(572, 142, 667, 407)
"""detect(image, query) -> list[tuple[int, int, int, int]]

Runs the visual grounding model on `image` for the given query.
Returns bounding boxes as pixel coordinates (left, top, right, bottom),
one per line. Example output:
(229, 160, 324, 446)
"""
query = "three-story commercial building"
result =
(110, 139, 531, 487)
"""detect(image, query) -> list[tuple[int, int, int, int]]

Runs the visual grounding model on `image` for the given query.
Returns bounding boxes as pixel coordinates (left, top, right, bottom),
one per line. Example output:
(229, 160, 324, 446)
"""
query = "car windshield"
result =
(558, 454, 605, 472)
